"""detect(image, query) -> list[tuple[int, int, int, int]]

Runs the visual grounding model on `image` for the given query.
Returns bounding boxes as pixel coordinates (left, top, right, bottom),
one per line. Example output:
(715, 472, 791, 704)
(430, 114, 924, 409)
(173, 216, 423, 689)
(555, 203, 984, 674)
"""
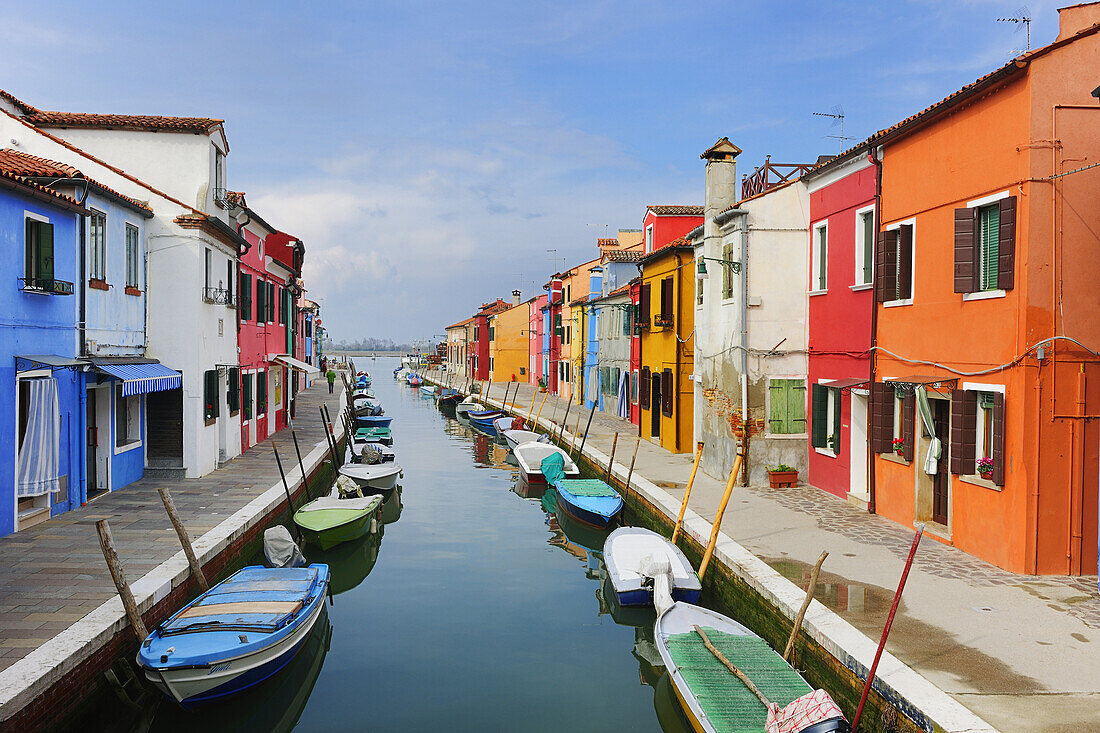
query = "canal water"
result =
(125, 357, 696, 732)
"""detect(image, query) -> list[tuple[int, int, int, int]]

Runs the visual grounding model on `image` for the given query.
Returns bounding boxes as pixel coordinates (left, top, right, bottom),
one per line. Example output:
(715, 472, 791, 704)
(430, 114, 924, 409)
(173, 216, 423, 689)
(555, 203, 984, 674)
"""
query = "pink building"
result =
(529, 294, 547, 385)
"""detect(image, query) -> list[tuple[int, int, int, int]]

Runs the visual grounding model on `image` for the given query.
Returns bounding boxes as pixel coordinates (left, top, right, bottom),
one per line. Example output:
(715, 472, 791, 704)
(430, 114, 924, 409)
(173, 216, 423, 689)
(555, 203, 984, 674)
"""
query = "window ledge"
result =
(959, 473, 1002, 491)
(808, 289, 828, 297)
(814, 447, 837, 458)
(962, 289, 1006, 302)
(229, 409, 240, 418)
(89, 278, 109, 291)
(918, 519, 951, 542)
(883, 298, 913, 308)
(768, 433, 808, 440)
(204, 417, 217, 427)
(114, 439, 142, 455)
(880, 451, 910, 466)
(849, 283, 873, 292)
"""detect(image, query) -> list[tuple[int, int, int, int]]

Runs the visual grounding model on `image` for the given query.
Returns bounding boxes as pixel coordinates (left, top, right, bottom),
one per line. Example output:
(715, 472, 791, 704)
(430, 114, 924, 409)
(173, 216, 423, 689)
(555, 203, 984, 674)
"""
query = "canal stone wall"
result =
(447, 375, 997, 733)
(0, 382, 347, 732)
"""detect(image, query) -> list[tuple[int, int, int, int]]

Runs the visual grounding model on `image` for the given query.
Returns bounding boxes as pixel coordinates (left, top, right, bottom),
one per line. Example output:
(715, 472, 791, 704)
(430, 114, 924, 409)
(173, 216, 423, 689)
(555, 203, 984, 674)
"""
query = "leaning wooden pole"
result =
(532, 390, 549, 429)
(96, 520, 149, 641)
(852, 525, 924, 732)
(157, 488, 209, 592)
(577, 398, 598, 456)
(605, 432, 619, 482)
(558, 397, 573, 446)
(624, 436, 641, 494)
(320, 406, 340, 469)
(671, 442, 705, 545)
(290, 429, 313, 501)
(783, 550, 829, 662)
(272, 443, 302, 542)
(698, 451, 744, 580)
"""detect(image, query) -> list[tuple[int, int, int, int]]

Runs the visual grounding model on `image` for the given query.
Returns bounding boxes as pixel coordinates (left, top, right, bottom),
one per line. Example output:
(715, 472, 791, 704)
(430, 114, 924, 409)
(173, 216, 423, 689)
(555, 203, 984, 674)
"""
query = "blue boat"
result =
(137, 564, 330, 709)
(355, 414, 393, 429)
(466, 410, 503, 434)
(541, 453, 623, 528)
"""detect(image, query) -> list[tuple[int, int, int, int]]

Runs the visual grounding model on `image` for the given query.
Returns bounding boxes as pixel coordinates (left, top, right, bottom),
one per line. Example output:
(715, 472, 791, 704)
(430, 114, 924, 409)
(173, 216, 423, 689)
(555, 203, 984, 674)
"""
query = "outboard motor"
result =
(263, 525, 306, 568)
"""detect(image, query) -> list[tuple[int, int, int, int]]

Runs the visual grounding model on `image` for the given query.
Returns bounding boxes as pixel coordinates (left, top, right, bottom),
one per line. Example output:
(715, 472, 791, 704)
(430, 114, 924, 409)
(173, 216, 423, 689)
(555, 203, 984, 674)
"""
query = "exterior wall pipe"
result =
(674, 251, 683, 453)
(739, 213, 749, 484)
(867, 146, 883, 514)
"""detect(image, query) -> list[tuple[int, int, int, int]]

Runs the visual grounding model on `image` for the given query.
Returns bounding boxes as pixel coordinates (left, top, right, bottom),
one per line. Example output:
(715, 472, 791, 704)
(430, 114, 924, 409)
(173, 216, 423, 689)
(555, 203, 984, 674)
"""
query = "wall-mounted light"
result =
(697, 256, 741, 279)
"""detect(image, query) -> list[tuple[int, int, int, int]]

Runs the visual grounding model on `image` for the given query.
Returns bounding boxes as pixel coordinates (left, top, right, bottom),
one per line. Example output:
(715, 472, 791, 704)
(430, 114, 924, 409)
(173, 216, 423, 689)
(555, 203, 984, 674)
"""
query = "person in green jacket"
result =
(326, 368, 336, 393)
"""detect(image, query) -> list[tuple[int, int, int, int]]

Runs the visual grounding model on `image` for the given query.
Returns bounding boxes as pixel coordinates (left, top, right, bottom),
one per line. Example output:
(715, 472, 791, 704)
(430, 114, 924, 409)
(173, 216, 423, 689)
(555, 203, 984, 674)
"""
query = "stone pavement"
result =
(0, 378, 343, 676)
(443, 373, 1100, 733)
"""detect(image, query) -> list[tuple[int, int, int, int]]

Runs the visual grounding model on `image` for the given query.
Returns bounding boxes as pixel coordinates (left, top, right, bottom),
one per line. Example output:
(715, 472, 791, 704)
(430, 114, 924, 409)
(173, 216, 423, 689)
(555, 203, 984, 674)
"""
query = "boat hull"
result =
(299, 512, 373, 551)
(556, 491, 622, 529)
(339, 464, 402, 492)
(604, 527, 702, 607)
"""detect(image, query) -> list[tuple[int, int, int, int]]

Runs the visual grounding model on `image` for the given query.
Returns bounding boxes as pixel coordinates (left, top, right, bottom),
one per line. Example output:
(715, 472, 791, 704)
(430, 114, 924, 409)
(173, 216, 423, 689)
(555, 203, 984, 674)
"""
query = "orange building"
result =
(489, 291, 531, 385)
(870, 5, 1100, 574)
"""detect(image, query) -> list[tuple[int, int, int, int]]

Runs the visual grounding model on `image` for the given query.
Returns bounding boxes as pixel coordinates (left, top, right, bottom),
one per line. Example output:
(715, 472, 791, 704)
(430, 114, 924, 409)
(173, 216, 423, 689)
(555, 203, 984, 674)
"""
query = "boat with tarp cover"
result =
(541, 452, 623, 528)
(293, 495, 383, 550)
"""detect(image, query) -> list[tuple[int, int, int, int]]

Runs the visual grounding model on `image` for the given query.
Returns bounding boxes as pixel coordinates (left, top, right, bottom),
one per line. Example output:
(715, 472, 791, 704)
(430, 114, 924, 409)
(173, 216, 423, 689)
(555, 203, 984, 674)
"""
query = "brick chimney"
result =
(701, 138, 741, 243)
(1057, 1, 1100, 41)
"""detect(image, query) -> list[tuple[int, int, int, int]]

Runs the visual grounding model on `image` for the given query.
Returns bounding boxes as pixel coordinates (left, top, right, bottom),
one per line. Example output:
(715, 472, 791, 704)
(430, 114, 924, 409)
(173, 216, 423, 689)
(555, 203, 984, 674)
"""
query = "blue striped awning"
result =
(95, 362, 182, 396)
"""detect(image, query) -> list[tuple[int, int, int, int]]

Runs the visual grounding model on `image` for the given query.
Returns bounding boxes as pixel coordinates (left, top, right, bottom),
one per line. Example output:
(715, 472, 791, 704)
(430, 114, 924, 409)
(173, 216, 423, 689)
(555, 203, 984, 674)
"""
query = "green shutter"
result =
(25, 219, 34, 280)
(832, 388, 842, 453)
(37, 221, 54, 282)
(981, 205, 1000, 291)
(811, 383, 828, 447)
(789, 380, 806, 433)
(769, 381, 788, 433)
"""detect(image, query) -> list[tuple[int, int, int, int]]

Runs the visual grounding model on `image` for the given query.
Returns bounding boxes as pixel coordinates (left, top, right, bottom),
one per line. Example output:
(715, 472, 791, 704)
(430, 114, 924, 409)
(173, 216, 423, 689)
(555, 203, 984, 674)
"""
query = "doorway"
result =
(915, 394, 951, 528)
(849, 392, 869, 501)
(931, 399, 950, 525)
(85, 388, 101, 500)
(146, 387, 183, 468)
(651, 374, 661, 438)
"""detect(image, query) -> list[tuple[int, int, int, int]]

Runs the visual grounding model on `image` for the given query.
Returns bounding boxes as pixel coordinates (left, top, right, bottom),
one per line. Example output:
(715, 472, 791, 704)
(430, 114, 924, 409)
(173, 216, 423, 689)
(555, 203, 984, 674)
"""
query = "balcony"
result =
(20, 277, 75, 296)
(654, 314, 674, 329)
(202, 286, 234, 305)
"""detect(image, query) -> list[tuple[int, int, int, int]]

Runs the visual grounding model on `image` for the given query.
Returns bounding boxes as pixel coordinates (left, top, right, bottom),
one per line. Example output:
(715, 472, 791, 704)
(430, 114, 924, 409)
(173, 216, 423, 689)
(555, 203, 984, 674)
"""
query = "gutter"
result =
(714, 207, 746, 227)
(739, 213, 749, 484)
(868, 147, 882, 514)
(674, 251, 683, 452)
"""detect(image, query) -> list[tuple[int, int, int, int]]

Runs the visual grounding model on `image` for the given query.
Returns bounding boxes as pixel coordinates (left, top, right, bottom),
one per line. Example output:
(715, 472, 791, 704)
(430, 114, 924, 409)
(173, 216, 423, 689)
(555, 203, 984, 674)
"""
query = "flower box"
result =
(767, 469, 798, 488)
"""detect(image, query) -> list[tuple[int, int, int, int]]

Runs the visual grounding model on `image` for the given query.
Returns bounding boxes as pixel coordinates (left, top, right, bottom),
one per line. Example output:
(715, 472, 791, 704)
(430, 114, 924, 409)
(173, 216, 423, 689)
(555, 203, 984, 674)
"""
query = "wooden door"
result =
(932, 399, 950, 525)
(651, 374, 661, 437)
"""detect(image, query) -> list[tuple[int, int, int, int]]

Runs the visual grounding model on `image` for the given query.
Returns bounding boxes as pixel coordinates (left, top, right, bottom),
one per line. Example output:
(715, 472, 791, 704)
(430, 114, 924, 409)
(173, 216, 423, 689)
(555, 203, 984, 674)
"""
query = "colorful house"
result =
(528, 294, 547, 386)
(469, 298, 508, 381)
(803, 149, 877, 504)
(446, 317, 474, 384)
(489, 291, 529, 384)
(869, 5, 1100, 574)
(637, 241, 695, 453)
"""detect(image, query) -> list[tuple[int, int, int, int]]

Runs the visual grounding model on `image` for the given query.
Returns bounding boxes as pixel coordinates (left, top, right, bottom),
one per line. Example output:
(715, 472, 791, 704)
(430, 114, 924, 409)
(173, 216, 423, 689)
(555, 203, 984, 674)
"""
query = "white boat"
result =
(502, 429, 550, 451)
(339, 463, 403, 492)
(420, 385, 436, 396)
(455, 398, 485, 416)
(513, 442, 579, 483)
(603, 527, 701, 607)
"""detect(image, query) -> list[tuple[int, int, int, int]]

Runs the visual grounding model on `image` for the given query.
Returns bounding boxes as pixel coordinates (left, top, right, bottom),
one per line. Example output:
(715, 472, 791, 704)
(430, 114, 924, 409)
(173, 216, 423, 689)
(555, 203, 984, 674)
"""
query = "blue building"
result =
(0, 164, 86, 535)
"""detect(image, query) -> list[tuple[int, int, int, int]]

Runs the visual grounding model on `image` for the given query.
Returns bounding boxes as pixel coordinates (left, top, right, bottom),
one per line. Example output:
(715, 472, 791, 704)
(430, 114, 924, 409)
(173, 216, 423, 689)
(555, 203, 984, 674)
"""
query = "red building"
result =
(803, 152, 877, 503)
(232, 192, 305, 450)
(641, 205, 704, 255)
(543, 277, 563, 394)
(529, 294, 547, 385)
(469, 298, 508, 380)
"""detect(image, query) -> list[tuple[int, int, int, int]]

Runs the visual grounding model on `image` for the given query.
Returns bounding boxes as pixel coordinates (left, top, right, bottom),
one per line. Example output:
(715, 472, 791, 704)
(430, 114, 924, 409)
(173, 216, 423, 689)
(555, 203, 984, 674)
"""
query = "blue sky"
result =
(2, 0, 1063, 342)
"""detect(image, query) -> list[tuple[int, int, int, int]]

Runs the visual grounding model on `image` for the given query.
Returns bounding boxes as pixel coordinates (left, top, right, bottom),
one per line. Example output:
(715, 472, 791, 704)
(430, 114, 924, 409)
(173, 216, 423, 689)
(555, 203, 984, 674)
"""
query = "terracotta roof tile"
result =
(645, 204, 703, 216)
(0, 90, 38, 115)
(0, 148, 152, 215)
(597, 238, 618, 246)
(0, 167, 83, 209)
(225, 190, 247, 208)
(605, 249, 644, 263)
(25, 110, 223, 133)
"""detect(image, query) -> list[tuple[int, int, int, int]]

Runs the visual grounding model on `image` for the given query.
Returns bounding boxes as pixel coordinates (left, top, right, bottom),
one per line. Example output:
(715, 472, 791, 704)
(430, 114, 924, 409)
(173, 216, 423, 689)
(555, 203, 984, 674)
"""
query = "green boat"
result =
(355, 426, 393, 445)
(293, 495, 382, 551)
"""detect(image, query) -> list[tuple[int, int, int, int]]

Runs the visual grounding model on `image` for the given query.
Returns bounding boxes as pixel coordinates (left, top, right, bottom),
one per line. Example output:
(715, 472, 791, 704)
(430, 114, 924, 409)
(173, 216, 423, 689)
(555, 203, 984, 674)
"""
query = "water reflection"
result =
(148, 606, 332, 733)
(315, 530, 383, 596)
(379, 484, 403, 525)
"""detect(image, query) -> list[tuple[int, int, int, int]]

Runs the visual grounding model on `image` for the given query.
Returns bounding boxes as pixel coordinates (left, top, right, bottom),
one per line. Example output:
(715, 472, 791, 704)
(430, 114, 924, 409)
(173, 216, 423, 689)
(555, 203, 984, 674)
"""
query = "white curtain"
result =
(18, 378, 60, 497)
(616, 370, 630, 419)
(916, 386, 941, 475)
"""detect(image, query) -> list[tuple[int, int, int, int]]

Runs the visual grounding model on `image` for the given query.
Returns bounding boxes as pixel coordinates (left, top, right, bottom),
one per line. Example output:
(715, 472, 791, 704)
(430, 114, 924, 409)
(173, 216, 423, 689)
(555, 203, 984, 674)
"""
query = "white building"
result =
(0, 91, 245, 478)
(693, 139, 814, 485)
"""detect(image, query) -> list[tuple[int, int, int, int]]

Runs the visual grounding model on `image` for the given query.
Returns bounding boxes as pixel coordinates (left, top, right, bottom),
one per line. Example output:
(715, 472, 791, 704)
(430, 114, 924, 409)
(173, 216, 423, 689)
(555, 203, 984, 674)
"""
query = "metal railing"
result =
(19, 277, 75, 295)
(202, 286, 234, 305)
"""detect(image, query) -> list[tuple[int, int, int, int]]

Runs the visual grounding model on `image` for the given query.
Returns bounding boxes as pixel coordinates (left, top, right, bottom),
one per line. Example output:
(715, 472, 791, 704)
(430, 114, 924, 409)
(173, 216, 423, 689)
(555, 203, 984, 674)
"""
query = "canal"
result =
(106, 357, 695, 732)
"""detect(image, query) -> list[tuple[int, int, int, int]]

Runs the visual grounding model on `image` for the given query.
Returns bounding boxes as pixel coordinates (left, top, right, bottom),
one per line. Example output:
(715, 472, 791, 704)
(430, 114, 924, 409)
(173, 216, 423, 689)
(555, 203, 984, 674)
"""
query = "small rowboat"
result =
(603, 527, 700, 607)
(338, 463, 403, 493)
(420, 385, 436, 396)
(502, 429, 550, 451)
(455, 398, 484, 416)
(355, 414, 393, 429)
(293, 495, 383, 550)
(541, 452, 622, 528)
(407, 375, 422, 387)
(467, 410, 503, 433)
(355, 427, 393, 446)
(346, 441, 395, 464)
(513, 442, 579, 483)
(137, 564, 330, 708)
(655, 603, 850, 733)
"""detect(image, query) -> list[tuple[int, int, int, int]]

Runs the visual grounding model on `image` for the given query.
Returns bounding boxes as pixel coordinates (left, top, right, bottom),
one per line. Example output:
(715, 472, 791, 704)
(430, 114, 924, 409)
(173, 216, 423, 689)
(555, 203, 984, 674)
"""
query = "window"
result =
(631, 370, 638, 404)
(125, 224, 140, 289)
(645, 225, 653, 253)
(268, 282, 276, 322)
(696, 266, 703, 305)
(304, 318, 312, 337)
(228, 367, 240, 414)
(657, 277, 673, 326)
(256, 279, 266, 323)
(600, 367, 610, 394)
(24, 217, 54, 286)
(623, 307, 632, 336)
(278, 287, 286, 324)
(639, 283, 651, 328)
(811, 222, 827, 291)
(239, 273, 252, 321)
(722, 241, 734, 299)
(856, 208, 874, 286)
(954, 196, 1015, 295)
(89, 210, 107, 280)
(554, 314, 562, 338)
(214, 149, 225, 196)
(811, 384, 842, 455)
(115, 384, 140, 447)
(639, 366, 651, 409)
(949, 388, 1005, 485)
(203, 369, 219, 422)
(226, 259, 234, 303)
(661, 368, 673, 416)
(257, 371, 267, 415)
(875, 224, 913, 303)
(242, 373, 253, 419)
(204, 248, 213, 292)
(768, 379, 806, 435)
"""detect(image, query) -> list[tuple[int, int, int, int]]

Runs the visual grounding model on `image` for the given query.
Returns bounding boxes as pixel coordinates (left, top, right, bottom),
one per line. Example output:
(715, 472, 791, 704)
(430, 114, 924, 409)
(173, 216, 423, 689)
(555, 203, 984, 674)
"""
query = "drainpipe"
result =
(635, 265, 644, 437)
(739, 214, 749, 484)
(868, 146, 883, 514)
(674, 251, 683, 453)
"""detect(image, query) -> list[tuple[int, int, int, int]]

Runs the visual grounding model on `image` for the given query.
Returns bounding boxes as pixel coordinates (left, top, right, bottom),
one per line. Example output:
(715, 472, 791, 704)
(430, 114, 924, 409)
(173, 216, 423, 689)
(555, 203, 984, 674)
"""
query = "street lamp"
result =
(697, 256, 742, 279)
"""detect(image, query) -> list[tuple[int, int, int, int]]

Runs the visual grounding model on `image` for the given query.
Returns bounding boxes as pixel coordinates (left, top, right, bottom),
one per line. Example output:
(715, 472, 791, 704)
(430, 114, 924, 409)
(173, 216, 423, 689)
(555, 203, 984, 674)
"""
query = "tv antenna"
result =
(996, 6, 1031, 52)
(812, 105, 855, 152)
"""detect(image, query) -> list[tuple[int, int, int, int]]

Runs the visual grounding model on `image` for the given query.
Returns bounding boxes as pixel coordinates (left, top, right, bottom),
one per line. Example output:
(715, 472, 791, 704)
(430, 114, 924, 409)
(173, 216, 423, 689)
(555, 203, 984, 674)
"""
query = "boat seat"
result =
(176, 600, 303, 620)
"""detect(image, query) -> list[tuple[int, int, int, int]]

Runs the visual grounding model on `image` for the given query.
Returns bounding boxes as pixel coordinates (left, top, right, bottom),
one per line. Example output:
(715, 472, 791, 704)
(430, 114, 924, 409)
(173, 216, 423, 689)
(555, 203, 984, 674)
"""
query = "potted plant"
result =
(891, 437, 906, 459)
(766, 464, 798, 488)
(977, 457, 994, 480)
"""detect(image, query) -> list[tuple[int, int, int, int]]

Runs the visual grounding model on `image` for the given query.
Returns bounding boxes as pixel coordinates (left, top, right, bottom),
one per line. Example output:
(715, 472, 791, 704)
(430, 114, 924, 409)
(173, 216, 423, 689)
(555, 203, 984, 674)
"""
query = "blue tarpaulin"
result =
(95, 362, 182, 396)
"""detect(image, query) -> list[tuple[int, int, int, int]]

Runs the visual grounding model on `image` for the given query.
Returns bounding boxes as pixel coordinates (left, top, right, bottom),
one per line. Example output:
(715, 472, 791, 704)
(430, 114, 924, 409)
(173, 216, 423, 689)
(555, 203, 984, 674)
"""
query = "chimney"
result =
(1057, 2, 1100, 41)
(701, 138, 741, 246)
(512, 289, 522, 306)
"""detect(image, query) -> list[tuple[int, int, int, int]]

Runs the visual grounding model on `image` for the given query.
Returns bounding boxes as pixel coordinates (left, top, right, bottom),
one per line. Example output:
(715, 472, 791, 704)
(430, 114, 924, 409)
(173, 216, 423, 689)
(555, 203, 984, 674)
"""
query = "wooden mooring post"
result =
(558, 397, 573, 446)
(532, 390, 548, 429)
(157, 488, 209, 592)
(605, 432, 619, 482)
(291, 429, 313, 502)
(577, 399, 598, 457)
(624, 436, 641, 494)
(272, 443, 302, 542)
(782, 550, 828, 661)
(95, 520, 148, 641)
(671, 442, 704, 545)
(699, 451, 744, 580)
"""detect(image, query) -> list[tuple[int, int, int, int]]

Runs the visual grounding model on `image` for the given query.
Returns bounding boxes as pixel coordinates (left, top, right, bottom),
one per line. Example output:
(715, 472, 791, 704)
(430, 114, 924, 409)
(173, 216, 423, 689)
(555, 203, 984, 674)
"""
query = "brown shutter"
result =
(876, 230, 898, 302)
(897, 224, 913, 300)
(662, 368, 673, 416)
(954, 208, 978, 293)
(874, 232, 887, 302)
(902, 393, 915, 461)
(997, 196, 1016, 291)
(661, 277, 673, 320)
(870, 382, 894, 453)
(640, 283, 651, 327)
(640, 366, 650, 409)
(949, 390, 977, 475)
(991, 392, 1006, 486)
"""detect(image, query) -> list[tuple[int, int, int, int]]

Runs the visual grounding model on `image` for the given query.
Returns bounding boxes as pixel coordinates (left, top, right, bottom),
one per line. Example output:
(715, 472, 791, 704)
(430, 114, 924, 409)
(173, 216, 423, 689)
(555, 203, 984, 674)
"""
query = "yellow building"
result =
(638, 241, 694, 453)
(489, 292, 530, 385)
(559, 257, 600, 403)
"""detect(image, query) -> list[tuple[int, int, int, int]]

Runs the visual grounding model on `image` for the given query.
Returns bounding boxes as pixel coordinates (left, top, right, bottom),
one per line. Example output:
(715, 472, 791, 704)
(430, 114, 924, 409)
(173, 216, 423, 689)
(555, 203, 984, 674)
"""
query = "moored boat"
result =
(467, 410, 504, 433)
(355, 426, 393, 445)
(355, 414, 393, 430)
(655, 602, 850, 733)
(540, 452, 622, 528)
(513, 442, 579, 483)
(293, 494, 383, 550)
(502, 429, 550, 451)
(455, 398, 484, 416)
(603, 527, 700, 607)
(420, 385, 436, 396)
(338, 462, 403, 493)
(137, 564, 331, 709)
